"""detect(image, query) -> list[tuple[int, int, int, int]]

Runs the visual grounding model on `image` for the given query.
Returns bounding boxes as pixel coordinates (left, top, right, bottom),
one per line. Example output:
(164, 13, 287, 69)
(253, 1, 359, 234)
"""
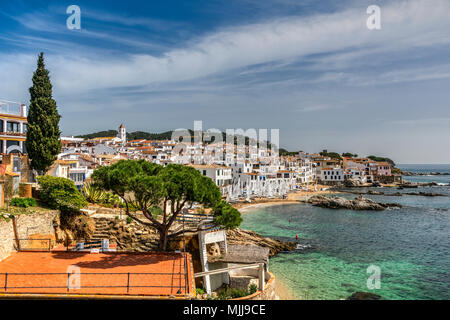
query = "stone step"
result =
(93, 234, 110, 238)
(95, 227, 110, 231)
(95, 222, 110, 226)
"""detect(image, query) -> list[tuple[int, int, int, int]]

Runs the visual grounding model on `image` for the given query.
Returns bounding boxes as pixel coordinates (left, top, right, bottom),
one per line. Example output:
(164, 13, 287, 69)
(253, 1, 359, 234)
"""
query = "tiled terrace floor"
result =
(0, 251, 193, 297)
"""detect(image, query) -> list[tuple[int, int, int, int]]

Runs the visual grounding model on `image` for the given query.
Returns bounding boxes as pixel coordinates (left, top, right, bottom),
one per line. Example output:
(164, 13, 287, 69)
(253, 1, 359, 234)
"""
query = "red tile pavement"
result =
(0, 251, 194, 297)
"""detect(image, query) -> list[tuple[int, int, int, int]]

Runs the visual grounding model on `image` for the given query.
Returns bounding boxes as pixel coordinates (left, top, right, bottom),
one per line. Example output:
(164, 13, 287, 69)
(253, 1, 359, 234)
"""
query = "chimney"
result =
(20, 104, 27, 117)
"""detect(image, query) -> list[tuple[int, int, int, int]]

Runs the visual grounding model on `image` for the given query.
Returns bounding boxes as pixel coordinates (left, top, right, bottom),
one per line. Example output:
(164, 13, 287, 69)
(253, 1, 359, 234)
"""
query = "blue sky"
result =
(0, 0, 449, 163)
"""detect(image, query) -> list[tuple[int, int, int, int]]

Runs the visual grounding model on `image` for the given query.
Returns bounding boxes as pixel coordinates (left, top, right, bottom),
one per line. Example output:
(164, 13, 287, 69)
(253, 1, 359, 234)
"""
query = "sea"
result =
(240, 164, 450, 300)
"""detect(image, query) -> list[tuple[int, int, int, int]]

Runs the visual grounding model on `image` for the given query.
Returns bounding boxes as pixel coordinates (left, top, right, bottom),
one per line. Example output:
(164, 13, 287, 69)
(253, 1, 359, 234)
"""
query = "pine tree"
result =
(26, 52, 61, 173)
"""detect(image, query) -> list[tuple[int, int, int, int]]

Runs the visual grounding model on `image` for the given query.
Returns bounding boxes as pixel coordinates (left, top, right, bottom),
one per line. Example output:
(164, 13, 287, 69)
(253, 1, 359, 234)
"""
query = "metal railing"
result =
(0, 271, 188, 295)
(10, 238, 191, 296)
(16, 238, 136, 253)
(177, 213, 216, 229)
(16, 238, 54, 252)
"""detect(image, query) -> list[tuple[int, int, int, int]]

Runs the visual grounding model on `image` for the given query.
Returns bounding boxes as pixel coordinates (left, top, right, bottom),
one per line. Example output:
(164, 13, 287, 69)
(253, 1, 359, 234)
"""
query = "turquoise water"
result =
(241, 186, 450, 300)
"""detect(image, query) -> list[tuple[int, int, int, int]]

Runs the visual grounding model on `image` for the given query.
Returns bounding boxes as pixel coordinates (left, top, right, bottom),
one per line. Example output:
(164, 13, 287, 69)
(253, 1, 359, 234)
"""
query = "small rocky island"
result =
(307, 195, 402, 211)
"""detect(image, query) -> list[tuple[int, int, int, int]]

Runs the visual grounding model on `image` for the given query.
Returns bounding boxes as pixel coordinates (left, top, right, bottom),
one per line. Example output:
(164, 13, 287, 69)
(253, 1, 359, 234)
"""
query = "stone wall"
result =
(15, 210, 59, 239)
(0, 210, 59, 262)
(93, 217, 160, 251)
(0, 218, 15, 262)
(232, 272, 277, 300)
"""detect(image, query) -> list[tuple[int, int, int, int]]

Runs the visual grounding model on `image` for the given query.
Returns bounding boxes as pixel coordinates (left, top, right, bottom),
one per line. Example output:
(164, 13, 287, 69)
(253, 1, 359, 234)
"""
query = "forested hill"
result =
(75, 129, 269, 146)
(76, 130, 178, 140)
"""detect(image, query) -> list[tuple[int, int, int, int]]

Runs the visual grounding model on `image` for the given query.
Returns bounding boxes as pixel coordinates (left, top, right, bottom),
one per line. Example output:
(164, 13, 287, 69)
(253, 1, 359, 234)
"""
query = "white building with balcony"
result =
(0, 102, 27, 154)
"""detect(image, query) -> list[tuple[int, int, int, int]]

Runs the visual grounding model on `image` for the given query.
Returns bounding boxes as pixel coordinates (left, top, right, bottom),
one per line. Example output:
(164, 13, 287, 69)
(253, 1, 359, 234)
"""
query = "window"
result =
(203, 170, 206, 176)
(6, 122, 20, 133)
(0, 120, 3, 132)
(22, 123, 27, 133)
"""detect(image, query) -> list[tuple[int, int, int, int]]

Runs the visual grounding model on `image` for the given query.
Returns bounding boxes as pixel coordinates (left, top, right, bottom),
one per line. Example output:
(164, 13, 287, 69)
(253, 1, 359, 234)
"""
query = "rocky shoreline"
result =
(307, 195, 402, 211)
(402, 171, 450, 176)
(341, 190, 448, 197)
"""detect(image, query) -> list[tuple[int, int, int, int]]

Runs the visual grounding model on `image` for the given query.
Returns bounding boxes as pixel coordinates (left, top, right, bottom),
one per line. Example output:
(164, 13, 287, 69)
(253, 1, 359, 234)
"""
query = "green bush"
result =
(196, 287, 205, 296)
(230, 288, 248, 299)
(81, 181, 105, 203)
(37, 175, 88, 213)
(249, 284, 258, 294)
(103, 193, 121, 207)
(213, 201, 242, 229)
(216, 286, 251, 300)
(126, 216, 133, 224)
(10, 197, 37, 208)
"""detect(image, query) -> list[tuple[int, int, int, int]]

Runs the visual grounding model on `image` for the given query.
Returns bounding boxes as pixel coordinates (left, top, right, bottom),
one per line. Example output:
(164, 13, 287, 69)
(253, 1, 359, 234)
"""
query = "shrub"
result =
(37, 175, 88, 213)
(102, 193, 121, 207)
(81, 181, 105, 203)
(10, 197, 37, 208)
(230, 288, 248, 299)
(216, 286, 251, 299)
(196, 287, 205, 296)
(126, 216, 133, 224)
(213, 201, 242, 229)
(149, 206, 163, 217)
(249, 284, 258, 294)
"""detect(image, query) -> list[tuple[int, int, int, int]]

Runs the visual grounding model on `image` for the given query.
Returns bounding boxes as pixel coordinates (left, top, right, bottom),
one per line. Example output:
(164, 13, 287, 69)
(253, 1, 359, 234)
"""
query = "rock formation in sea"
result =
(307, 195, 402, 211)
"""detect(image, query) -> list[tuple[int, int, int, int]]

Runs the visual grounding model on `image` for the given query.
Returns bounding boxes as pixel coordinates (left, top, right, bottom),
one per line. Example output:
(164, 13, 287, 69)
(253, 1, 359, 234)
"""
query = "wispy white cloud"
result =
(3, 0, 450, 94)
(2, 0, 450, 163)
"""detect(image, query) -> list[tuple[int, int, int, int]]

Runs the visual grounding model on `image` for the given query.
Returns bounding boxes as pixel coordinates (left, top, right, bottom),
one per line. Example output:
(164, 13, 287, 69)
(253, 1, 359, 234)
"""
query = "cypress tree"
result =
(26, 52, 61, 173)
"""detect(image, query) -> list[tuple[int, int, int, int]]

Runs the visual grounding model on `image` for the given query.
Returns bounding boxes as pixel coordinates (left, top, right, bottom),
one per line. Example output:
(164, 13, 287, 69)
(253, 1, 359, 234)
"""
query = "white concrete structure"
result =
(0, 102, 27, 154)
(198, 229, 228, 294)
(118, 124, 126, 146)
(320, 167, 344, 183)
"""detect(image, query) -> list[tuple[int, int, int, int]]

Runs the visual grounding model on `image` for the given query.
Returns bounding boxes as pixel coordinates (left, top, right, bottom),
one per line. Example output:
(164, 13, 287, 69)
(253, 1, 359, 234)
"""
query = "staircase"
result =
(91, 218, 159, 252)
(92, 219, 111, 241)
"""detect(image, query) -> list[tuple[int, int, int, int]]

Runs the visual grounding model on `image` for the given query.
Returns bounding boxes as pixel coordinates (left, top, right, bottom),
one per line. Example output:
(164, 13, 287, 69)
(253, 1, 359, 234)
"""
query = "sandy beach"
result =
(232, 184, 338, 214)
(274, 277, 299, 300)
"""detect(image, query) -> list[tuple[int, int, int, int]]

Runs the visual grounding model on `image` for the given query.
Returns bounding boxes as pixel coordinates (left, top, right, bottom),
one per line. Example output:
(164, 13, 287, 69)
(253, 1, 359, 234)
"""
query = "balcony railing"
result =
(0, 131, 26, 137)
(0, 103, 21, 116)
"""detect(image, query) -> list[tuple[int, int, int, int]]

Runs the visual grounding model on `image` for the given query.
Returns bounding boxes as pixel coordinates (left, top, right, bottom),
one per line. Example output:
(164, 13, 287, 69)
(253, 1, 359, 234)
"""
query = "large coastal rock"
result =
(344, 180, 361, 187)
(347, 292, 382, 300)
(226, 228, 296, 256)
(307, 195, 402, 211)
